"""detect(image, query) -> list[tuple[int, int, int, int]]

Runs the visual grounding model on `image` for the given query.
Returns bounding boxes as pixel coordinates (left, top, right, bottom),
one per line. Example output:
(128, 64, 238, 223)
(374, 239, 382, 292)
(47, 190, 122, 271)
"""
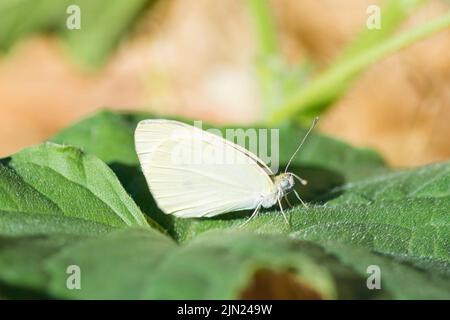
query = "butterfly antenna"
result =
(284, 117, 319, 173)
(291, 172, 308, 186)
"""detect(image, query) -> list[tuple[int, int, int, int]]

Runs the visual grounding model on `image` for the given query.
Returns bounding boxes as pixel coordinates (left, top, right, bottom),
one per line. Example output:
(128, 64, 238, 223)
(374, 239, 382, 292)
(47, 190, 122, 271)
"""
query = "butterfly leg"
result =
(239, 202, 262, 228)
(284, 194, 293, 208)
(277, 194, 289, 224)
(293, 189, 308, 209)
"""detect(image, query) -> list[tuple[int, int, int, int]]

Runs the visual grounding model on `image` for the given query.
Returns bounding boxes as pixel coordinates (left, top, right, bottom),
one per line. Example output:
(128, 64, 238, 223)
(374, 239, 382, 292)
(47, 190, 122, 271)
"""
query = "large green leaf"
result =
(0, 233, 84, 298)
(174, 162, 450, 265)
(0, 210, 114, 237)
(49, 111, 448, 260)
(0, 228, 363, 299)
(0, 142, 153, 236)
(328, 161, 450, 203)
(321, 243, 450, 299)
(1, 228, 448, 299)
(1, 110, 448, 299)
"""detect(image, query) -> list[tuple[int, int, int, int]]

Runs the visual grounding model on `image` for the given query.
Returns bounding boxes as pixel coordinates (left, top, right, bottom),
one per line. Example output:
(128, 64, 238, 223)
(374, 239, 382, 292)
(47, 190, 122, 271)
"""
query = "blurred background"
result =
(0, 0, 449, 167)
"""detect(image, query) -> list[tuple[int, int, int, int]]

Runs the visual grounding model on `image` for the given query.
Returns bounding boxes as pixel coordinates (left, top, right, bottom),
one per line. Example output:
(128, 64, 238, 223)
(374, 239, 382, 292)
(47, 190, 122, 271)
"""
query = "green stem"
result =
(336, 0, 426, 62)
(270, 11, 450, 124)
(246, 0, 278, 57)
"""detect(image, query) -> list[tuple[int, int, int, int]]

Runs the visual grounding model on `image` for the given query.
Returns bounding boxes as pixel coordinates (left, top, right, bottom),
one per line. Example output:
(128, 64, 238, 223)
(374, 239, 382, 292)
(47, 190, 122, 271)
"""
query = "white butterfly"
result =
(135, 118, 318, 225)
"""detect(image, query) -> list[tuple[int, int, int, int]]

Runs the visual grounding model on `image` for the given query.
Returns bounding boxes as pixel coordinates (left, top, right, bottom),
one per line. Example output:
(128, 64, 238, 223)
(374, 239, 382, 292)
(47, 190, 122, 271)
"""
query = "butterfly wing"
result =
(135, 119, 275, 217)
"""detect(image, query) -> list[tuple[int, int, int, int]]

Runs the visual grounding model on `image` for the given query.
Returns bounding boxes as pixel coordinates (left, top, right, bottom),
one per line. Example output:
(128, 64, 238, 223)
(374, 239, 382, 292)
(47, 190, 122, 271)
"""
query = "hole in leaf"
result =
(239, 268, 324, 300)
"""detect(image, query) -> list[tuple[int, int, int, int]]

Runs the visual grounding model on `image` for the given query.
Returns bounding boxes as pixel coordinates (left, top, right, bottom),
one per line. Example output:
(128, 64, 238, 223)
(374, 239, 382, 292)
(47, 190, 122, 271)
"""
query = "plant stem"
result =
(246, 0, 278, 57)
(336, 0, 426, 62)
(270, 11, 450, 124)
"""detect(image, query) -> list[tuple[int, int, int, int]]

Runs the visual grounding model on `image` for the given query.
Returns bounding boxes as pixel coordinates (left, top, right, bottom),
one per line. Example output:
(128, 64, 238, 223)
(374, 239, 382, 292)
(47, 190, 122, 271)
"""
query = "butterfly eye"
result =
(280, 179, 290, 188)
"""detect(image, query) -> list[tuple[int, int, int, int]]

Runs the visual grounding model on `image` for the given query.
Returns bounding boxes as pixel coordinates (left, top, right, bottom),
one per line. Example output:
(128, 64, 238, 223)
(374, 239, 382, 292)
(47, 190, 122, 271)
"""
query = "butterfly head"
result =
(274, 172, 308, 195)
(274, 173, 295, 194)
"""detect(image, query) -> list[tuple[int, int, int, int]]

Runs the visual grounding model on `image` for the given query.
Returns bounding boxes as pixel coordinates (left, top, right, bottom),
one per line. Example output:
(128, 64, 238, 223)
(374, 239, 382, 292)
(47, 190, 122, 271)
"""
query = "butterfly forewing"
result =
(135, 120, 275, 218)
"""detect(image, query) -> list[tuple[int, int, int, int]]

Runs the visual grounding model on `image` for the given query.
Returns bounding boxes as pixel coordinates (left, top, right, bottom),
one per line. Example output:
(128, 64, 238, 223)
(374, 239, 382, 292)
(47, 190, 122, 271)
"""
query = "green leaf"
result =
(44, 110, 450, 299)
(0, 233, 84, 297)
(0, 210, 114, 237)
(50, 110, 448, 261)
(0, 228, 359, 299)
(0, 0, 69, 51)
(2, 228, 448, 299)
(172, 161, 450, 266)
(322, 243, 450, 299)
(0, 0, 154, 66)
(53, 110, 141, 165)
(328, 161, 450, 203)
(51, 110, 387, 233)
(52, 111, 175, 230)
(61, 0, 151, 67)
(0, 142, 153, 236)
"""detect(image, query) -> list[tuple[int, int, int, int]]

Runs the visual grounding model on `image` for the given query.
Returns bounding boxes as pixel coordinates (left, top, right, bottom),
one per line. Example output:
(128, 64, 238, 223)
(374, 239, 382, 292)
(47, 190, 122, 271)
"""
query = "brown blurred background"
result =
(0, 0, 449, 166)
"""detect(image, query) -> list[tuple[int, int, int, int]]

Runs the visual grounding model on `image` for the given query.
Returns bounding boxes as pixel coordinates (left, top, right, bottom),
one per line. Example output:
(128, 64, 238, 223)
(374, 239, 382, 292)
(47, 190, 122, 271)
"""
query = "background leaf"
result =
(0, 0, 155, 67)
(0, 0, 68, 51)
(53, 110, 141, 165)
(61, 0, 152, 67)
